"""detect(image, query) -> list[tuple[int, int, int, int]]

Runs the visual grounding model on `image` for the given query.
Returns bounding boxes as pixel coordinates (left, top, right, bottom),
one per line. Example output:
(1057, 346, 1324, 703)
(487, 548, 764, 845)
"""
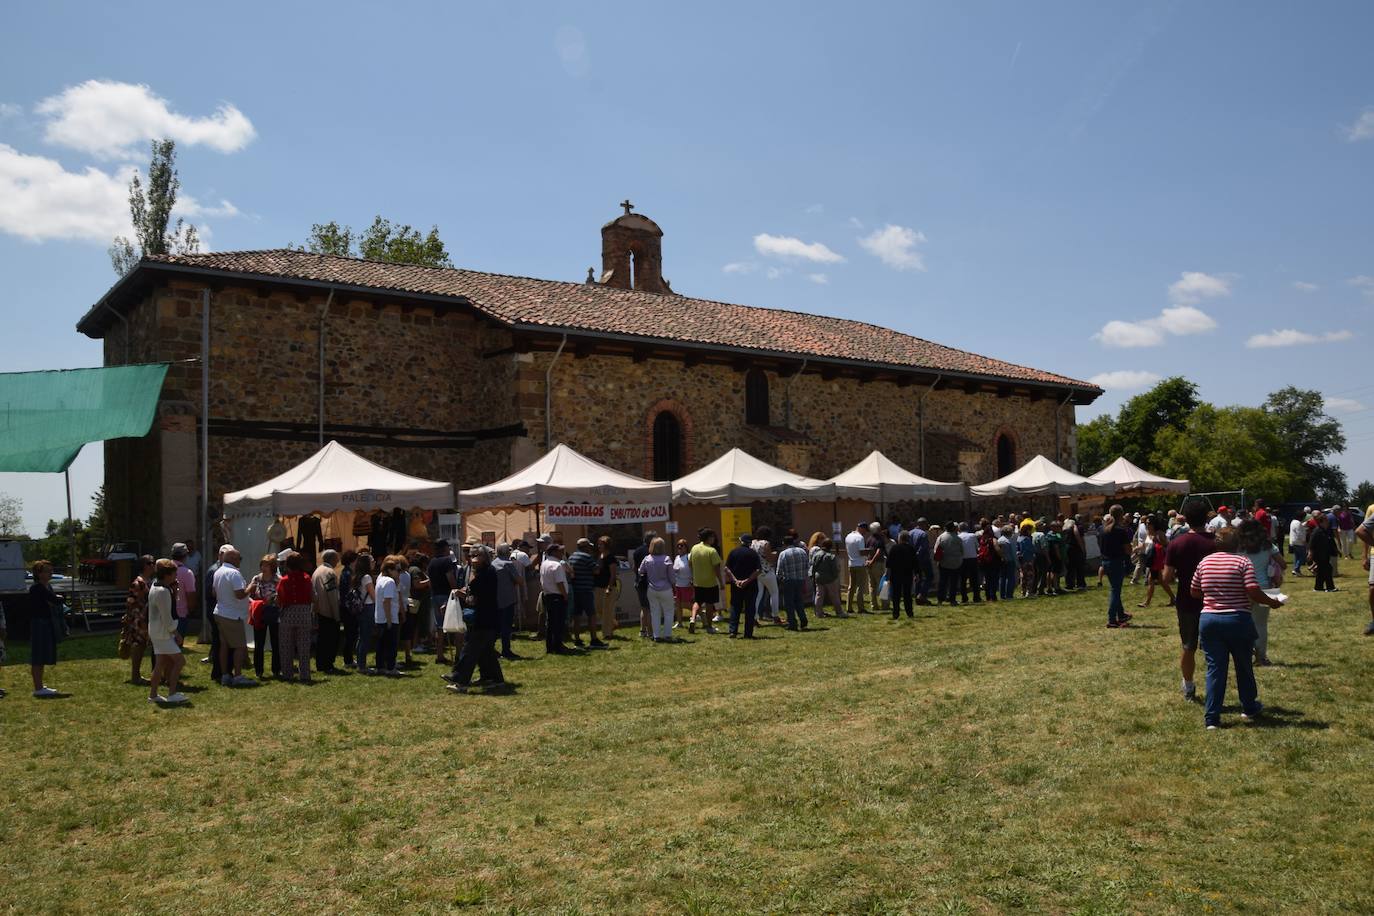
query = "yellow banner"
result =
(719, 507, 753, 554)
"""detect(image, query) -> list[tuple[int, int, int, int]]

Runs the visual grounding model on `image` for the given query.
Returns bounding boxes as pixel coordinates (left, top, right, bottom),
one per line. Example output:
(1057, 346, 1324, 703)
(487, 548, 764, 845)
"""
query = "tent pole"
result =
(65, 468, 89, 632)
(200, 288, 211, 643)
(535, 503, 542, 538)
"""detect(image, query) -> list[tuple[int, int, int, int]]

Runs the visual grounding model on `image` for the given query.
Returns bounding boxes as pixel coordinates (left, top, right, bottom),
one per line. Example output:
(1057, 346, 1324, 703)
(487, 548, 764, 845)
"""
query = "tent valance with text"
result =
(0, 363, 169, 473)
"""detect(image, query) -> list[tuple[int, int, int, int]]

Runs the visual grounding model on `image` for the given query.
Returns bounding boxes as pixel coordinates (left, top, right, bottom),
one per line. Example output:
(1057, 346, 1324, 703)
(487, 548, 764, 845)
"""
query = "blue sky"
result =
(2, 1, 1372, 534)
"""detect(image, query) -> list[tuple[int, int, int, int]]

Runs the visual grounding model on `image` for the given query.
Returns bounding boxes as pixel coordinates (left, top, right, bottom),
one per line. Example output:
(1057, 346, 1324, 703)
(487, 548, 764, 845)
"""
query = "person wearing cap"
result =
(492, 543, 525, 659)
(1289, 510, 1310, 577)
(1206, 506, 1233, 534)
(211, 546, 255, 687)
(725, 533, 763, 638)
(1335, 504, 1356, 559)
(539, 543, 572, 654)
(170, 542, 197, 643)
(312, 549, 342, 673)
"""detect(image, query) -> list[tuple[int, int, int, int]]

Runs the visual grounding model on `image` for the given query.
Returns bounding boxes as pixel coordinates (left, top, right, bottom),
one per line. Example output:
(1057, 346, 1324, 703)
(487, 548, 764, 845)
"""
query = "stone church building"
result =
(77, 205, 1100, 548)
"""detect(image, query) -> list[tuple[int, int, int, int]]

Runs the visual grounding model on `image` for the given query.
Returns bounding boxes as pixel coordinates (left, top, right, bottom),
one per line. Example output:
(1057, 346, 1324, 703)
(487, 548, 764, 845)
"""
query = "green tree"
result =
(1350, 480, 1373, 510)
(0, 492, 24, 538)
(1113, 377, 1200, 467)
(1262, 387, 1348, 501)
(1075, 414, 1118, 476)
(109, 139, 200, 275)
(1155, 405, 1301, 500)
(295, 216, 452, 267)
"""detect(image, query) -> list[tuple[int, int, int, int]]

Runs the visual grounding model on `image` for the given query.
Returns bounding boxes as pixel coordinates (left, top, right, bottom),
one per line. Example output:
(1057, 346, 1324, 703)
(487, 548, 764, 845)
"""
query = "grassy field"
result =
(2, 568, 1373, 915)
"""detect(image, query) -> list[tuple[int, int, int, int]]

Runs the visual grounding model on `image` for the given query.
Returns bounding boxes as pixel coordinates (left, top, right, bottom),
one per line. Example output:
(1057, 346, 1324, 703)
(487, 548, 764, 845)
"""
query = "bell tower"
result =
(598, 200, 672, 294)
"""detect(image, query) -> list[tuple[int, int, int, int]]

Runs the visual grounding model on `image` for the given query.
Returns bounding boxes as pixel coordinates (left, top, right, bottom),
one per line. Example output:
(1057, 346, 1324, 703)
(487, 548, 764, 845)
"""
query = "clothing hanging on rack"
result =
(297, 513, 324, 566)
(388, 507, 407, 552)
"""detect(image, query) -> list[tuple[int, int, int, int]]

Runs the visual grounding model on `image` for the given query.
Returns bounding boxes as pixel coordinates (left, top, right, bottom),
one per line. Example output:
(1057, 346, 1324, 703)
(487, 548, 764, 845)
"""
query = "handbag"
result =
(442, 592, 467, 635)
(877, 575, 891, 602)
(52, 603, 70, 642)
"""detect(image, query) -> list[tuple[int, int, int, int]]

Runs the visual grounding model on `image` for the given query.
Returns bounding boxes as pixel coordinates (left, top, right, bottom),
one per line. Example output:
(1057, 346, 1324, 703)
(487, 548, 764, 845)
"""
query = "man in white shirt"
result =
(843, 522, 870, 614)
(374, 560, 400, 676)
(212, 546, 254, 687)
(1289, 511, 1309, 576)
(540, 543, 571, 654)
(1206, 506, 1232, 533)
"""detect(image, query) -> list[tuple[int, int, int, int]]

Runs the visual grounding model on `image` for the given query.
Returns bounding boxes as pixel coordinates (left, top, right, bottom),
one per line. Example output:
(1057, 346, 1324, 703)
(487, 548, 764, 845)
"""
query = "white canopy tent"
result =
(223, 439, 455, 515)
(1086, 456, 1191, 496)
(671, 447, 836, 504)
(970, 454, 1116, 498)
(458, 443, 671, 517)
(828, 450, 967, 502)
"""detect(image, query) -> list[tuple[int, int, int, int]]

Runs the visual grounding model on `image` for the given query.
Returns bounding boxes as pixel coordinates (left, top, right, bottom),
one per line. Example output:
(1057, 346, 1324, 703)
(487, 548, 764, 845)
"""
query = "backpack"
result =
(977, 536, 996, 565)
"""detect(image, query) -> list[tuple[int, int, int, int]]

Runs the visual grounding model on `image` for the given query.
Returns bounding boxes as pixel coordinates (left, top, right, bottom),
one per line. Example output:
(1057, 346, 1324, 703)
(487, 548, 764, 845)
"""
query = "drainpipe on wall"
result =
(317, 289, 335, 446)
(918, 374, 942, 476)
(1055, 393, 1074, 468)
(783, 357, 808, 428)
(200, 288, 211, 642)
(545, 333, 568, 450)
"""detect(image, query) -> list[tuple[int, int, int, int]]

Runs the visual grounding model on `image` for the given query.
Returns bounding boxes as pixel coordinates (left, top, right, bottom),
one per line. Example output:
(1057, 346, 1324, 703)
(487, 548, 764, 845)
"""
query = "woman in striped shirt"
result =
(1190, 526, 1283, 729)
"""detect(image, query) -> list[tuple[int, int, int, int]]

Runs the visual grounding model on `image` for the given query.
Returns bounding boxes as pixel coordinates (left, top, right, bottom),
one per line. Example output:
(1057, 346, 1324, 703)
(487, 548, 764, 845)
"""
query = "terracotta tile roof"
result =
(91, 249, 1099, 395)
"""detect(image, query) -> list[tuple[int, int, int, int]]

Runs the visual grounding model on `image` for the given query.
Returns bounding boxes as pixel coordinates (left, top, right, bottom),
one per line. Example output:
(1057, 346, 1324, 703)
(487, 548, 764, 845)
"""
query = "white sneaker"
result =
(33, 686, 58, 698)
(165, 692, 189, 704)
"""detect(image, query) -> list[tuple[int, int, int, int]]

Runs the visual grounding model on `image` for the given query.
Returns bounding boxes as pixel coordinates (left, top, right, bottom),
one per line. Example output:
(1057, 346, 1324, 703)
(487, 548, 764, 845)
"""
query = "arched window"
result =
(652, 411, 683, 480)
(745, 369, 769, 426)
(996, 433, 1016, 478)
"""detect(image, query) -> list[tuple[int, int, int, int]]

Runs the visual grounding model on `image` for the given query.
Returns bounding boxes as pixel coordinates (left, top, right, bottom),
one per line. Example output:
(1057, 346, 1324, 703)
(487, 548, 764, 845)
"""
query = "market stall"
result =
(828, 450, 967, 503)
(1085, 457, 1191, 496)
(969, 454, 1116, 499)
(222, 440, 455, 566)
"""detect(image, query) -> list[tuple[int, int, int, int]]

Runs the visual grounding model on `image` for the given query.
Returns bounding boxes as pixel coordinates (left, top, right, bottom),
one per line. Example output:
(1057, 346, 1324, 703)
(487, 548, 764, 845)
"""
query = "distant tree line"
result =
(1078, 377, 1363, 505)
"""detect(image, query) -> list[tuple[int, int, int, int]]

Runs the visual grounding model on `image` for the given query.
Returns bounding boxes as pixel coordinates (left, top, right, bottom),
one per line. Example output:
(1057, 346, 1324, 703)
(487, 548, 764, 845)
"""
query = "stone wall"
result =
(104, 281, 524, 551)
(522, 352, 1076, 485)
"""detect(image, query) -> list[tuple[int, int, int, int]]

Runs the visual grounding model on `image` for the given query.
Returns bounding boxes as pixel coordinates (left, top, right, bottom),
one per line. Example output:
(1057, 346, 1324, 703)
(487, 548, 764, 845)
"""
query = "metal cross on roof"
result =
(620, 199, 634, 215)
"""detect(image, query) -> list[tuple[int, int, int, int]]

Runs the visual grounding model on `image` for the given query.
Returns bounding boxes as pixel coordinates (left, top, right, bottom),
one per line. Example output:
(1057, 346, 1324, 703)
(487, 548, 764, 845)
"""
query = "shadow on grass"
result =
(1223, 704, 1329, 730)
(1268, 661, 1324, 669)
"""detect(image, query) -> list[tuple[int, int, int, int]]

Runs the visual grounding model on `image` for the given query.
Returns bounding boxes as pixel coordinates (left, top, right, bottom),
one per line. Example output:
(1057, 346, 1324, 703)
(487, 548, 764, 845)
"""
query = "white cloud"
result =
(807, 272, 829, 285)
(1168, 271, 1231, 304)
(753, 233, 845, 264)
(804, 203, 824, 214)
(857, 224, 927, 271)
(35, 80, 255, 158)
(847, 216, 864, 229)
(1154, 305, 1218, 335)
(721, 261, 755, 275)
(1093, 305, 1217, 348)
(1349, 275, 1374, 300)
(0, 143, 132, 241)
(1325, 396, 1365, 414)
(1094, 320, 1166, 348)
(1087, 370, 1162, 391)
(555, 26, 590, 77)
(765, 266, 789, 280)
(0, 102, 20, 119)
(1245, 328, 1353, 348)
(176, 195, 239, 219)
(1292, 280, 1320, 292)
(1344, 107, 1374, 142)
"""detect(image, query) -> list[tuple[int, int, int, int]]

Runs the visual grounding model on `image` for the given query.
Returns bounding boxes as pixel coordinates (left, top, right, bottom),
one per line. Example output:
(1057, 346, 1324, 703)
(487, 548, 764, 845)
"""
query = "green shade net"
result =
(0, 364, 170, 473)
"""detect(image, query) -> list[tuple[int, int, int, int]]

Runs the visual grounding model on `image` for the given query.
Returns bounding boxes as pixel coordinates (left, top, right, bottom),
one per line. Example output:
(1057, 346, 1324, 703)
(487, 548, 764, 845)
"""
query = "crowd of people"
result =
(4, 499, 1371, 721)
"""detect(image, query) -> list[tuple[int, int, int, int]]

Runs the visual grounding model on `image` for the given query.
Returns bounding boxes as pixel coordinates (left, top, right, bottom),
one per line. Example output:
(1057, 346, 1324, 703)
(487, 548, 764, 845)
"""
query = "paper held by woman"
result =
(1263, 589, 1289, 604)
